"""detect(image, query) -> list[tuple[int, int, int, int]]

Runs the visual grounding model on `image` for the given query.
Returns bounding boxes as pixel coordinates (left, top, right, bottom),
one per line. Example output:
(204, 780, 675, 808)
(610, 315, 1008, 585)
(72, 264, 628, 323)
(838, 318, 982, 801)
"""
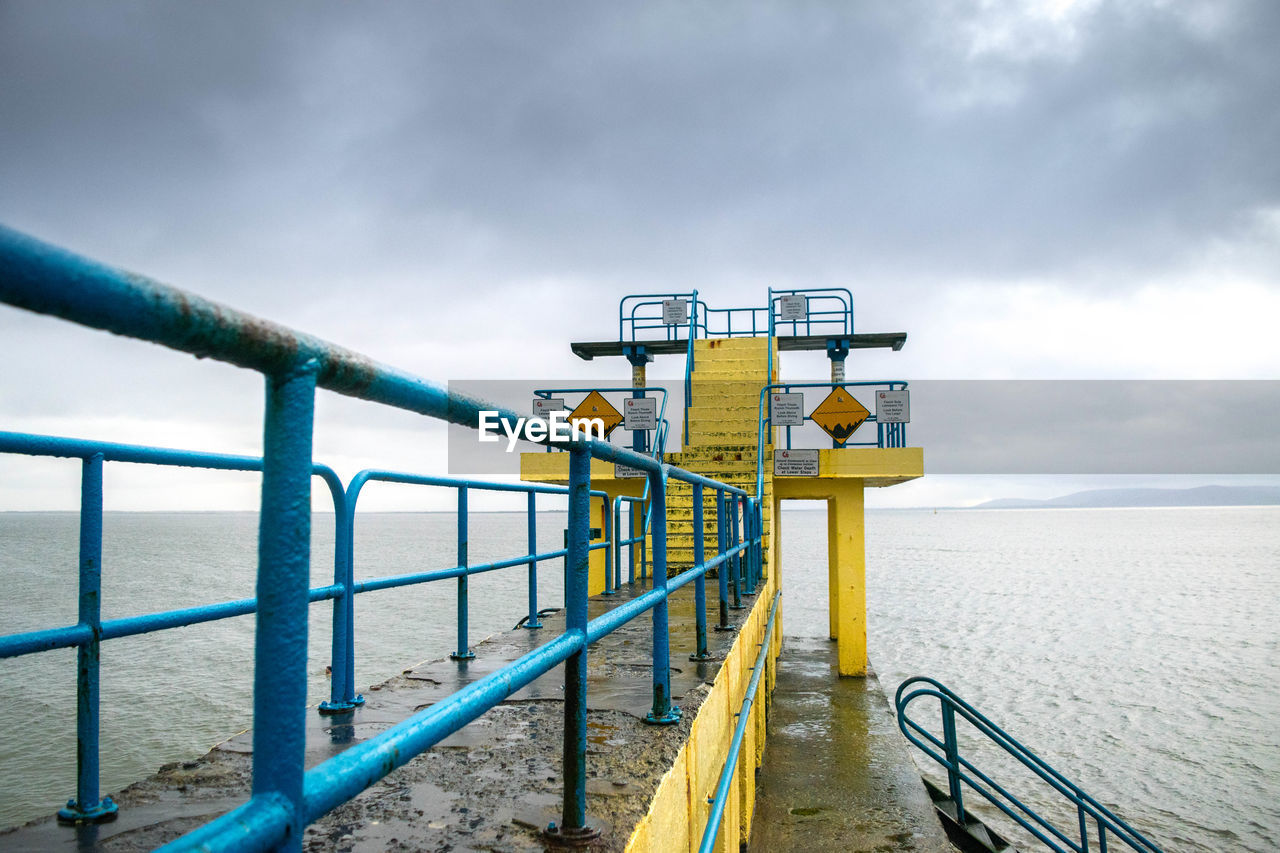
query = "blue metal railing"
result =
(683, 289, 698, 446)
(896, 677, 1164, 853)
(0, 225, 767, 849)
(618, 288, 853, 343)
(698, 589, 780, 853)
(755, 380, 911, 497)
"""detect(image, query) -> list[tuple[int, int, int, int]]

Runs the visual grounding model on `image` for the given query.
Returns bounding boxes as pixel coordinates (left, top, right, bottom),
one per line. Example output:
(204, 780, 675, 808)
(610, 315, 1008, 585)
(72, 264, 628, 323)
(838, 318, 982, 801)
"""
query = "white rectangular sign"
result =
(662, 298, 688, 325)
(532, 397, 566, 417)
(774, 448, 819, 477)
(614, 463, 647, 479)
(779, 294, 808, 322)
(770, 392, 805, 427)
(623, 397, 658, 431)
(875, 390, 910, 424)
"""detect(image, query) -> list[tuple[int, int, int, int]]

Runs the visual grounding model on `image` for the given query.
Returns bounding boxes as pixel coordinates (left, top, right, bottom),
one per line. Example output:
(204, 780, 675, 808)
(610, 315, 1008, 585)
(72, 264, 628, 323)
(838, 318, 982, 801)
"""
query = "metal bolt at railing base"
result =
(57, 796, 118, 825)
(318, 694, 366, 715)
(643, 705, 683, 726)
(542, 820, 602, 847)
(688, 652, 713, 662)
(449, 650, 476, 661)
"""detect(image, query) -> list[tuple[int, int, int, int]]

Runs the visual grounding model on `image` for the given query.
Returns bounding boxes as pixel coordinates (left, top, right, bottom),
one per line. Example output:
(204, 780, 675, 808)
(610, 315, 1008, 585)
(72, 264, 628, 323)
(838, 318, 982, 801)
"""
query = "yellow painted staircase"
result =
(664, 337, 775, 574)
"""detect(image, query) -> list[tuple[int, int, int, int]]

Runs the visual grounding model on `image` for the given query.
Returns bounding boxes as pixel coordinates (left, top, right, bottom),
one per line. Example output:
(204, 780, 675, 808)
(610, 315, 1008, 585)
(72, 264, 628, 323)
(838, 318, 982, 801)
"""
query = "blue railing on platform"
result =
(755, 380, 910, 496)
(618, 287, 853, 343)
(896, 677, 1164, 853)
(0, 225, 766, 850)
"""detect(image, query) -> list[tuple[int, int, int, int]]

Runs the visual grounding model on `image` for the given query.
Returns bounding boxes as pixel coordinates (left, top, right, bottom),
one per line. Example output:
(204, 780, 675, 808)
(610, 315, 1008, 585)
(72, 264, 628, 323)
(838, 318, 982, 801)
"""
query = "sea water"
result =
(1, 507, 1276, 851)
(781, 505, 1280, 853)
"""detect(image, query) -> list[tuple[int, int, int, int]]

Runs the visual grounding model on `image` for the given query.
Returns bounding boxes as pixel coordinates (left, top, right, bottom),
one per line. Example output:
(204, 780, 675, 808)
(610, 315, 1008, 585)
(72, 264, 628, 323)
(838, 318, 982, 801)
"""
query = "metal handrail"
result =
(698, 589, 780, 853)
(618, 288, 854, 343)
(754, 380, 910, 497)
(895, 677, 1163, 853)
(683, 288, 698, 446)
(0, 224, 768, 848)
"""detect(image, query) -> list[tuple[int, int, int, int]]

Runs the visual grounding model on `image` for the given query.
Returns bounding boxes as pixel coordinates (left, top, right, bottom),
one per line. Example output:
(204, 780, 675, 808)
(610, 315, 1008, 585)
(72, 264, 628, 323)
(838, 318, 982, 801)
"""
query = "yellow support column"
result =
(827, 481, 867, 676)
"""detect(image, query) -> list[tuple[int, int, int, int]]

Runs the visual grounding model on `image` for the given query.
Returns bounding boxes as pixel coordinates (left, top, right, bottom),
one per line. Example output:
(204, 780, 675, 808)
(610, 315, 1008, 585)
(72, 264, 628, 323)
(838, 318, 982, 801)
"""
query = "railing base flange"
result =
(318, 695, 365, 715)
(57, 797, 118, 825)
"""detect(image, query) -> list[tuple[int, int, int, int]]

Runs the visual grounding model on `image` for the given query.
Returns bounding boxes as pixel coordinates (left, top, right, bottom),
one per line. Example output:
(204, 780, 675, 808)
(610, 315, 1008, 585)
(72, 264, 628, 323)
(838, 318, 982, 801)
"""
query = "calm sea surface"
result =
(1, 507, 1277, 851)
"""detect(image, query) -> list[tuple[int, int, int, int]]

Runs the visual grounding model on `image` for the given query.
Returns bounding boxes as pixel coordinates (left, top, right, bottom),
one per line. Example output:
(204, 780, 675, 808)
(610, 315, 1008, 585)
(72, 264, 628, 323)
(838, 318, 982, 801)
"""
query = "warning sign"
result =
(532, 397, 565, 417)
(779, 294, 807, 322)
(614, 463, 647, 479)
(875, 390, 910, 424)
(770, 392, 805, 427)
(569, 391, 623, 438)
(662, 299, 688, 325)
(810, 387, 870, 443)
(623, 396, 658, 431)
(774, 449, 819, 476)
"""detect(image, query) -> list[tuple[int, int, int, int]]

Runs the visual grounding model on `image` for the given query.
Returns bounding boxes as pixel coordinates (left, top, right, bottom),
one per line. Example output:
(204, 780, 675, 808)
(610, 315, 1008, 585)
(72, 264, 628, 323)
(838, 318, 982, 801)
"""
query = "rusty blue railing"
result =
(0, 225, 765, 849)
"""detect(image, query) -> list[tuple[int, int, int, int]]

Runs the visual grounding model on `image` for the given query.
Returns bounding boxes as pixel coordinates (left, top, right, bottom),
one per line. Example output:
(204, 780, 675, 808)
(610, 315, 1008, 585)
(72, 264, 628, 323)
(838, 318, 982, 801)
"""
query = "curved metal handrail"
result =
(895, 677, 1163, 853)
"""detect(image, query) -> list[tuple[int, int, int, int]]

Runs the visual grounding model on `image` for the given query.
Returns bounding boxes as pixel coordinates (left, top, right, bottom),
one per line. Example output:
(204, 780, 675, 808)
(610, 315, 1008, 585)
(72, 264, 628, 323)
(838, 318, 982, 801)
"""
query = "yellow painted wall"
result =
(625, 570, 780, 853)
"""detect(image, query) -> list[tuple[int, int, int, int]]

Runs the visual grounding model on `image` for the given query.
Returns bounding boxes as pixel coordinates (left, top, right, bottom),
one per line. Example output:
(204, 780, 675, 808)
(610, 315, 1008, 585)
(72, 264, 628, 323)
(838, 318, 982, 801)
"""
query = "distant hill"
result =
(971, 485, 1280, 509)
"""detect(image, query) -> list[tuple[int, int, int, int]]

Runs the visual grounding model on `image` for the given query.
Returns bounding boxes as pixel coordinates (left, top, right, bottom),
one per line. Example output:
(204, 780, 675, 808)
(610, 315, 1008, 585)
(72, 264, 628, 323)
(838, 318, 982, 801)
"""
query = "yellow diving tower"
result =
(521, 289, 922, 676)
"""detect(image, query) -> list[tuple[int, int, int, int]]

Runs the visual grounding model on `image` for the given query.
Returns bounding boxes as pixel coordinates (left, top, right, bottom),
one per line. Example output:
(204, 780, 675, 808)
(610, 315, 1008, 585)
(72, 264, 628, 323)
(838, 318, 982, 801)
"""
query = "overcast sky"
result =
(2, 0, 1278, 510)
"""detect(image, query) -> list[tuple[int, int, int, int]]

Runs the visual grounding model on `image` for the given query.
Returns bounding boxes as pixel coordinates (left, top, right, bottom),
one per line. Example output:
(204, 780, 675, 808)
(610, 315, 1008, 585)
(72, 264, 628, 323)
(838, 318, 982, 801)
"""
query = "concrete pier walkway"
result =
(750, 636, 953, 852)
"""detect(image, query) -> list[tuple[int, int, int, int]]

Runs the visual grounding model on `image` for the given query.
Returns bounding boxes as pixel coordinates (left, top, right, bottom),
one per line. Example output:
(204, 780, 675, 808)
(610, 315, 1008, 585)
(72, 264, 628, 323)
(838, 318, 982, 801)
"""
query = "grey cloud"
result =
(3, 0, 1278, 302)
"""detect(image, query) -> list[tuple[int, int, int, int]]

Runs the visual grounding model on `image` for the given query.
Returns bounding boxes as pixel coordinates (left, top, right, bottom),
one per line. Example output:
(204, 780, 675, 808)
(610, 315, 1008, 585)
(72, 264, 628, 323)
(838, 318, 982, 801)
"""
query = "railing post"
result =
(320, 487, 363, 713)
(941, 699, 965, 826)
(714, 490, 732, 632)
(640, 501, 648, 583)
(690, 482, 710, 661)
(743, 498, 757, 595)
(601, 496, 615, 595)
(58, 452, 118, 825)
(451, 487, 474, 660)
(627, 500, 637, 584)
(251, 359, 318, 850)
(644, 466, 681, 724)
(524, 491, 542, 629)
(1079, 804, 1091, 853)
(544, 445, 600, 844)
(729, 495, 744, 610)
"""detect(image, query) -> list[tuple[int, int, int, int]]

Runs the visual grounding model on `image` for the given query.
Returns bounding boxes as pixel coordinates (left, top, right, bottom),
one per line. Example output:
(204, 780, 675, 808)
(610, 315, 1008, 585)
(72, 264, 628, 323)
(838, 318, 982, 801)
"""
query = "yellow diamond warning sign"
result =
(569, 391, 623, 438)
(810, 387, 870, 443)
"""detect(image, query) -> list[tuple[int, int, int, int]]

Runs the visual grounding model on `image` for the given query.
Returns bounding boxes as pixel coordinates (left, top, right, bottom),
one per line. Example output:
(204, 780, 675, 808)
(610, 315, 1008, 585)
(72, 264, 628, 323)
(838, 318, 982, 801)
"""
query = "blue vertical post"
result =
(524, 491, 542, 629)
(729, 495, 744, 610)
(252, 360, 318, 850)
(320, 490, 362, 713)
(451, 487, 474, 660)
(627, 500, 637, 584)
(942, 701, 965, 825)
(743, 498, 757, 595)
(545, 445, 599, 843)
(690, 482, 710, 661)
(601, 497, 615, 595)
(58, 452, 117, 824)
(644, 467, 680, 725)
(714, 490, 731, 631)
(614, 499, 624, 591)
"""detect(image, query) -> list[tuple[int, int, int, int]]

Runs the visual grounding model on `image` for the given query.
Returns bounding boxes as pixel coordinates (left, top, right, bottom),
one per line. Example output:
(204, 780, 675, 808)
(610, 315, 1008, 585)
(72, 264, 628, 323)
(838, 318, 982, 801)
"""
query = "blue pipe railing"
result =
(0, 224, 767, 848)
(755, 380, 910, 497)
(896, 677, 1163, 853)
(683, 288, 698, 446)
(618, 287, 853, 343)
(698, 589, 780, 853)
(0, 430, 346, 825)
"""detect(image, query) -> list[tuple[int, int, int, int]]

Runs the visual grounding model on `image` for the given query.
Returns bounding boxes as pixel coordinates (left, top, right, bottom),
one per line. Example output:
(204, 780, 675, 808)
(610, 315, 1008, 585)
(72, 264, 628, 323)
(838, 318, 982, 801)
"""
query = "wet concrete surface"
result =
(1, 580, 756, 852)
(749, 636, 954, 853)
